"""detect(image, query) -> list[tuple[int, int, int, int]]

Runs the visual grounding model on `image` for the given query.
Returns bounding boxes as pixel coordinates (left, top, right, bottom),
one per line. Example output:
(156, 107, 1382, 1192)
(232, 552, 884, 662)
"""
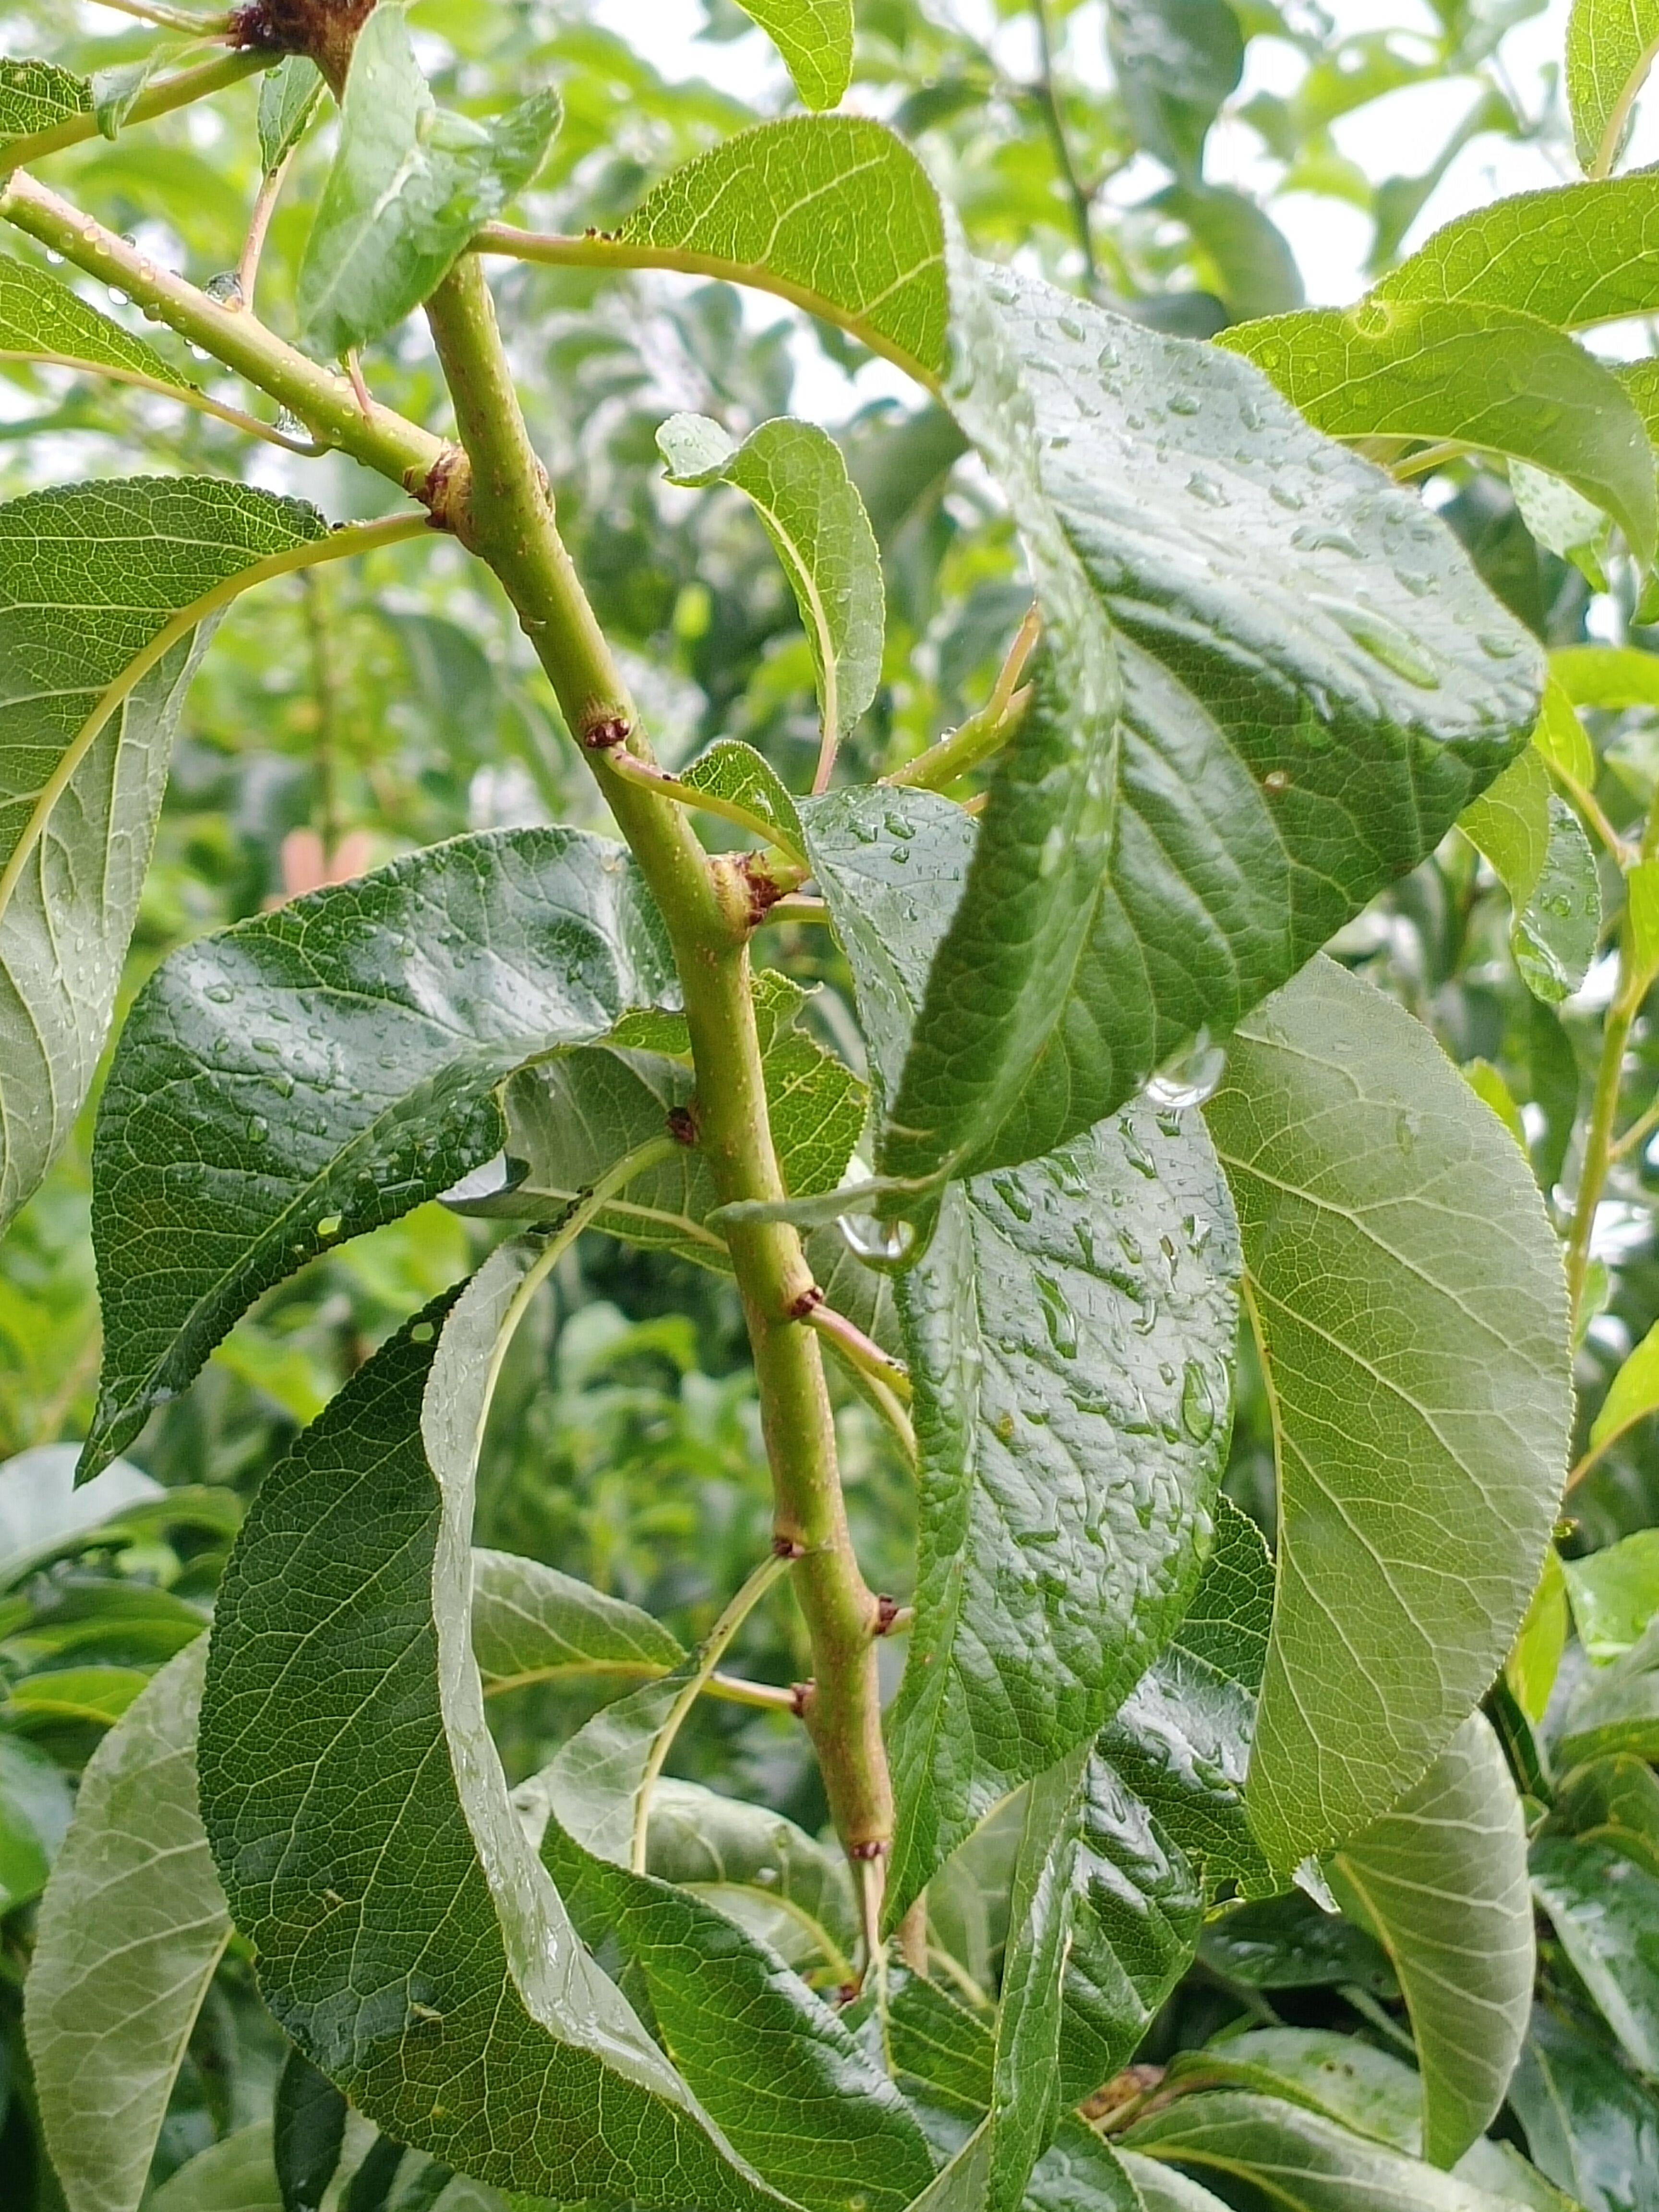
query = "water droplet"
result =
(317, 1214, 343, 1239)
(204, 269, 243, 306)
(1186, 471, 1229, 508)
(1479, 630, 1524, 660)
(838, 1211, 915, 1266)
(1394, 1108, 1417, 1156)
(1263, 769, 1290, 795)
(247, 1114, 268, 1142)
(1269, 481, 1305, 511)
(1167, 391, 1202, 416)
(1291, 525, 1361, 559)
(1034, 1273, 1079, 1358)
(1180, 1362, 1215, 1443)
(1144, 1028, 1227, 1112)
(205, 983, 234, 1004)
(1118, 1125, 1158, 1179)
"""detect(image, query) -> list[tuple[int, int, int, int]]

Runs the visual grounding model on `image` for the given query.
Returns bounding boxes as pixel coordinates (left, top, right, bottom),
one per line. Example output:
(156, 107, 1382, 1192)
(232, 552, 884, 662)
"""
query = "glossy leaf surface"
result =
(86, 826, 678, 1474)
(25, 1639, 231, 2212)
(1532, 1838, 1659, 2074)
(471, 1546, 685, 1694)
(1460, 747, 1601, 1003)
(298, 5, 560, 357)
(659, 414, 882, 763)
(1509, 2006, 1659, 2212)
(1328, 1713, 1534, 2165)
(0, 477, 325, 1242)
(1205, 957, 1571, 1867)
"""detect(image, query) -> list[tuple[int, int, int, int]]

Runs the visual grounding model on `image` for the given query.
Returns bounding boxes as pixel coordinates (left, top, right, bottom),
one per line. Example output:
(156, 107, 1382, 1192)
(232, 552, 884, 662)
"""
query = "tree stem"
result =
(421, 257, 894, 1865)
(0, 49, 269, 171)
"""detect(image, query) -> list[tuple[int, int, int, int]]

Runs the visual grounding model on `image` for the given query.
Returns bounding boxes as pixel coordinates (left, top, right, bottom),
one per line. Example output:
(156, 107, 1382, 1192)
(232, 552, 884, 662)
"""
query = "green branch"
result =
(0, 49, 269, 172)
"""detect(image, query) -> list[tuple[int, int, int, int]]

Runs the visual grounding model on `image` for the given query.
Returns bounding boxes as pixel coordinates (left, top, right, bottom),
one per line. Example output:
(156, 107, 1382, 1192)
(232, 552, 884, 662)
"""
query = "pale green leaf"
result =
(1551, 642, 1659, 710)
(613, 118, 949, 383)
(1557, 1620, 1659, 1765)
(0, 253, 189, 389)
(0, 58, 91, 145)
(1626, 858, 1659, 985)
(24, 1639, 231, 2212)
(0, 477, 325, 1242)
(149, 2126, 282, 2212)
(1374, 171, 1659, 327)
(1118, 2155, 1233, 2212)
(632, 1777, 860, 1972)
(1535, 678, 1597, 793)
(1566, 0, 1659, 173)
(659, 415, 882, 758)
(1221, 300, 1657, 565)
(679, 738, 807, 861)
(198, 1294, 783, 2209)
(1532, 1837, 1659, 2076)
(1107, 0, 1244, 177)
(1204, 957, 1572, 1869)
(1461, 748, 1601, 1004)
(733, 0, 853, 109)
(298, 4, 561, 356)
(84, 826, 680, 1476)
(537, 1670, 684, 1870)
(1328, 1715, 1534, 2167)
(91, 48, 178, 142)
(1592, 1325, 1659, 1461)
(1562, 1528, 1659, 1659)
(1464, 1059, 1528, 1151)
(1511, 462, 1611, 589)
(1506, 1548, 1570, 1726)
(0, 1443, 159, 1589)
(471, 1545, 685, 1693)
(258, 55, 323, 174)
(6, 1664, 148, 1729)
(1549, 1753, 1659, 1877)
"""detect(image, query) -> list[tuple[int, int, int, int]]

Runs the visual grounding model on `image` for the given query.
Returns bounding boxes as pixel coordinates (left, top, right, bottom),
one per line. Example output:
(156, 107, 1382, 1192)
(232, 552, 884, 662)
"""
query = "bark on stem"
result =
(421, 258, 894, 1863)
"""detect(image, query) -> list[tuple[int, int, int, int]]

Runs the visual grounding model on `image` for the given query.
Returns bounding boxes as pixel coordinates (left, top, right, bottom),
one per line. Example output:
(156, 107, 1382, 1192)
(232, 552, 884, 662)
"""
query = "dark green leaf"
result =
(0, 1732, 70, 1913)
(0, 58, 91, 145)
(274, 2047, 347, 2212)
(1548, 1754, 1659, 1876)
(24, 1639, 232, 2212)
(298, 5, 560, 357)
(1328, 1714, 1534, 2166)
(197, 1295, 782, 2210)
(541, 1823, 937, 2212)
(1532, 1838, 1659, 2075)
(0, 478, 326, 1242)
(1509, 2006, 1659, 2212)
(733, 0, 854, 108)
(1557, 1622, 1659, 1766)
(1204, 958, 1571, 1869)
(1222, 301, 1657, 565)
(1161, 183, 1305, 320)
(1099, 1495, 1277, 1902)
(659, 416, 882, 767)
(613, 118, 948, 384)
(1058, 1754, 1202, 2107)
(1024, 2123, 1144, 2212)
(148, 2127, 283, 2212)
(1199, 1890, 1397, 1997)
(85, 825, 679, 1476)
(1107, 0, 1244, 177)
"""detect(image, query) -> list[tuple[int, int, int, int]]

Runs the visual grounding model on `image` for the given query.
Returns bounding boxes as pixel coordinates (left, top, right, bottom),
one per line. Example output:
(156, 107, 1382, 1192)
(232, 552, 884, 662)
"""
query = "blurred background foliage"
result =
(4, 0, 1659, 2204)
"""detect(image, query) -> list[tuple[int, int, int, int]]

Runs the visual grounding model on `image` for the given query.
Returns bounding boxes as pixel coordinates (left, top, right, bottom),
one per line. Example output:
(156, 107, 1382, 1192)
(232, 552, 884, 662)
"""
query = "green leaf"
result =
(471, 1546, 685, 1693)
(678, 739, 808, 862)
(613, 118, 948, 384)
(963, 279, 1541, 1173)
(258, 55, 323, 174)
(91, 49, 177, 142)
(149, 2127, 283, 2212)
(24, 1639, 232, 2212)
(1549, 1754, 1659, 1877)
(1557, 1621, 1659, 1765)
(0, 1444, 159, 1590)
(1204, 957, 1572, 1869)
(84, 825, 679, 1477)
(874, 255, 1119, 1199)
(1566, 0, 1659, 173)
(1100, 1494, 1278, 1902)
(1588, 1326, 1659, 1469)
(659, 416, 882, 768)
(298, 4, 561, 357)
(197, 1297, 783, 2210)
(1106, 0, 1244, 177)
(0, 252, 189, 389)
(884, 1109, 1239, 1909)
(733, 0, 853, 108)
(1200, 1890, 1396, 1996)
(1563, 1530, 1659, 1661)
(1161, 183, 1305, 321)
(986, 1745, 1091, 2212)
(1509, 2006, 1659, 2212)
(1058, 1753, 1203, 2108)
(0, 58, 91, 145)
(0, 1733, 71, 1912)
(541, 1822, 937, 2212)
(274, 2046, 347, 2212)
(1461, 746, 1602, 1003)
(449, 969, 863, 1275)
(537, 1670, 684, 1869)
(1327, 1715, 1533, 2166)
(0, 477, 326, 1242)
(1123, 2090, 1534, 2211)
(1118, 2155, 1232, 2212)
(1511, 462, 1612, 590)
(1551, 641, 1659, 711)
(5, 1664, 149, 1728)
(1506, 1548, 1570, 1726)
(1221, 300, 1657, 566)
(1532, 1837, 1659, 2076)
